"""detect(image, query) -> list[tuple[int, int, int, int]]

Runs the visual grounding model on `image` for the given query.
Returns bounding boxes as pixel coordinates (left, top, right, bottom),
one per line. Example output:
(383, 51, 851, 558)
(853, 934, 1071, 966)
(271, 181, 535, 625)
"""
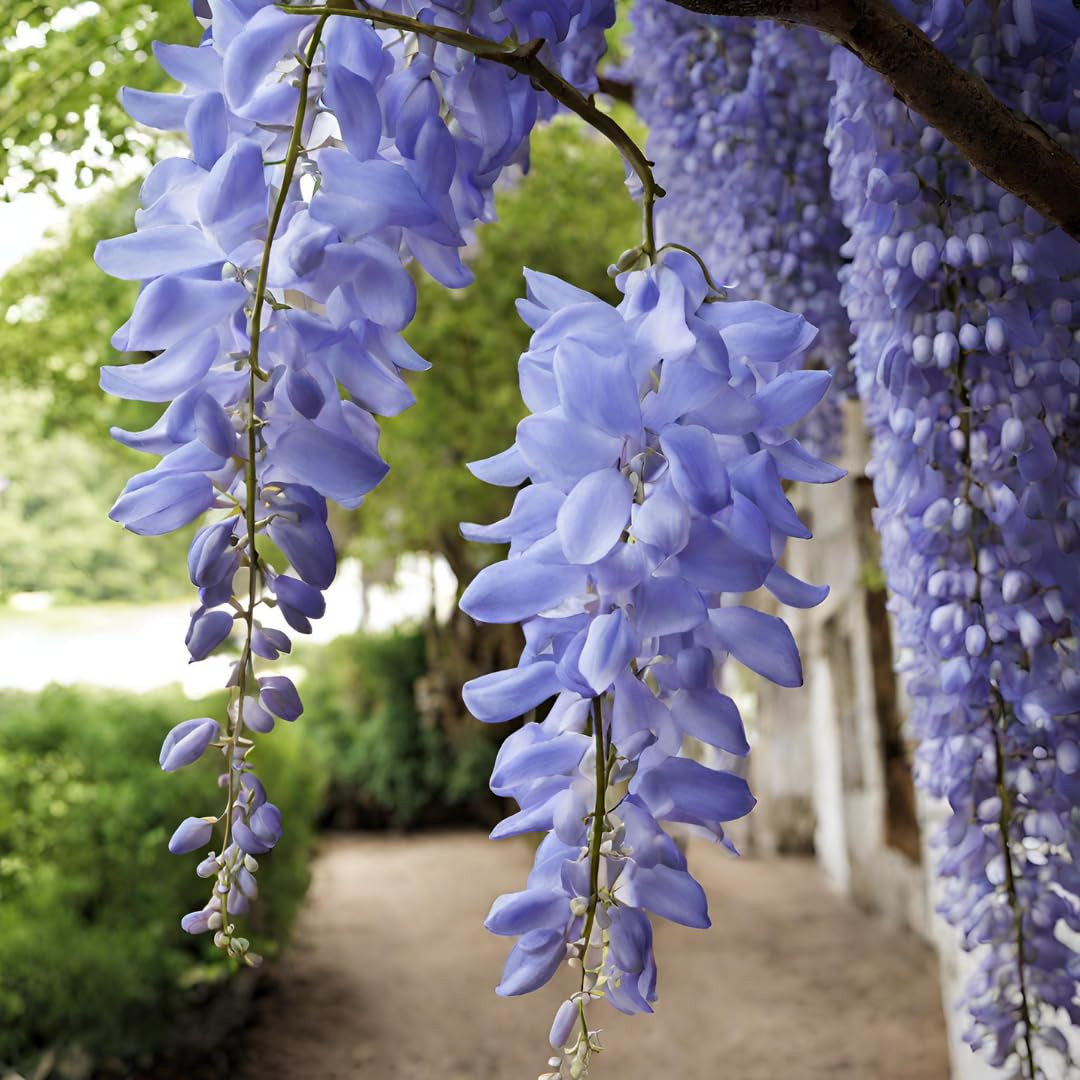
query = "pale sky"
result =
(0, 193, 70, 274)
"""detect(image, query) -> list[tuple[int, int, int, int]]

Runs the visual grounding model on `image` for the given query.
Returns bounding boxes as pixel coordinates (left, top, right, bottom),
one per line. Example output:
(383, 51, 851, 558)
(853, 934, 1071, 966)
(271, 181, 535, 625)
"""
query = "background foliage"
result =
(301, 628, 503, 828)
(0, 684, 325, 1070)
(0, 390, 191, 602)
(1, 3, 197, 198)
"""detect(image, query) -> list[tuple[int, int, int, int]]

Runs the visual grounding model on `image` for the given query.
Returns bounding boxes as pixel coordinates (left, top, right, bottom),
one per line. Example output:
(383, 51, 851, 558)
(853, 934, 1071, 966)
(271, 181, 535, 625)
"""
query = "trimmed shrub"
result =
(0, 684, 325, 1070)
(300, 628, 501, 829)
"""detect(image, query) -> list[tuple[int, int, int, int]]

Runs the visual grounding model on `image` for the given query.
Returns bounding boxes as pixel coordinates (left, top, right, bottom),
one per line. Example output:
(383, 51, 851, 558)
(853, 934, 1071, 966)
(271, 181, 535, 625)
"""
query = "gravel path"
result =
(239, 833, 948, 1080)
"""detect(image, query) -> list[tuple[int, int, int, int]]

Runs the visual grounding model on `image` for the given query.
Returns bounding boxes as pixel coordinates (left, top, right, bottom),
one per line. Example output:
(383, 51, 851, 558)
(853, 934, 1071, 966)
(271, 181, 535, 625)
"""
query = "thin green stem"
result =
(657, 242, 727, 295)
(278, 1, 665, 260)
(575, 697, 608, 1050)
(218, 13, 328, 945)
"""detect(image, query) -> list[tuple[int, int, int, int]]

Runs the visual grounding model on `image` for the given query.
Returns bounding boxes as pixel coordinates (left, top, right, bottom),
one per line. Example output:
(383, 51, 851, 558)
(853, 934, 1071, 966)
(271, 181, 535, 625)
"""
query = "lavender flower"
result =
(827, 2, 1080, 1072)
(97, 0, 615, 955)
(460, 250, 840, 1075)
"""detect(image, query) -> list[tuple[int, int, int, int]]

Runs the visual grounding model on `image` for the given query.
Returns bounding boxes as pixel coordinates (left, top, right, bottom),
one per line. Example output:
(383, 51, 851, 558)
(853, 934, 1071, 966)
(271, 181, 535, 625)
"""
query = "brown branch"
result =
(597, 74, 634, 104)
(664, 0, 1080, 243)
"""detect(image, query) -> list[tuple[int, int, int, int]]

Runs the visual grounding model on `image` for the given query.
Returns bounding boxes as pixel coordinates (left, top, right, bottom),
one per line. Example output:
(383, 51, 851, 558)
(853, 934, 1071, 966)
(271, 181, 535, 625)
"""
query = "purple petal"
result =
(676, 519, 774, 593)
(110, 471, 216, 536)
(659, 424, 731, 516)
(160, 717, 220, 771)
(495, 928, 566, 997)
(323, 66, 382, 160)
(100, 328, 219, 403)
(95, 225, 224, 280)
(168, 816, 214, 854)
(194, 394, 236, 459)
(630, 481, 690, 555)
(516, 413, 622, 491)
(578, 609, 638, 694)
(272, 574, 326, 619)
(768, 439, 846, 484)
(125, 277, 246, 352)
(633, 576, 707, 637)
(670, 689, 748, 755)
(259, 675, 303, 721)
(273, 421, 389, 507)
(552, 339, 642, 438)
(188, 518, 238, 586)
(635, 757, 756, 825)
(285, 369, 326, 419)
(267, 510, 337, 590)
(186, 609, 235, 661)
(122, 88, 190, 131)
(754, 370, 832, 429)
(467, 445, 530, 487)
(706, 300, 817, 361)
(708, 606, 803, 687)
(463, 662, 563, 724)
(550, 999, 579, 1050)
(764, 566, 829, 608)
(223, 7, 303, 109)
(490, 731, 592, 790)
(731, 451, 810, 539)
(557, 469, 633, 564)
(461, 483, 563, 546)
(485, 888, 570, 936)
(619, 863, 710, 929)
(460, 561, 586, 624)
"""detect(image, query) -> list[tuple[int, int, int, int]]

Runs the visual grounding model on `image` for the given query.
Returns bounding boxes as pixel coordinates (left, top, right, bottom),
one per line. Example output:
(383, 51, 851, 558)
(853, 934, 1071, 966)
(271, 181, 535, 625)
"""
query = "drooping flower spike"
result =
(460, 250, 841, 1076)
(827, 1, 1080, 1072)
(97, 0, 615, 956)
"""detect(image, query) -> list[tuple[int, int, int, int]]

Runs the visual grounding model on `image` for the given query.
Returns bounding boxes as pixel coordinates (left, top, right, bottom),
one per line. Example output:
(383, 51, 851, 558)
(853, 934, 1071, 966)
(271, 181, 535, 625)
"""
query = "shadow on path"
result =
(239, 832, 948, 1080)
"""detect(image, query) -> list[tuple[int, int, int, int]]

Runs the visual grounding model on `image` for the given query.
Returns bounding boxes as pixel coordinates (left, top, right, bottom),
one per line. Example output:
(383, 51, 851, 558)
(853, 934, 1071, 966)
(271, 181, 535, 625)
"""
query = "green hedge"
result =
(301, 628, 502, 828)
(0, 684, 326, 1070)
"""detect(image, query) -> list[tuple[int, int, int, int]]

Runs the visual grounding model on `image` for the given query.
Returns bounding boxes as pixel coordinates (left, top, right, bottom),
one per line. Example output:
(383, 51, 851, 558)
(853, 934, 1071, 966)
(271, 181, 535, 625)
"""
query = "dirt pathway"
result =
(239, 833, 948, 1080)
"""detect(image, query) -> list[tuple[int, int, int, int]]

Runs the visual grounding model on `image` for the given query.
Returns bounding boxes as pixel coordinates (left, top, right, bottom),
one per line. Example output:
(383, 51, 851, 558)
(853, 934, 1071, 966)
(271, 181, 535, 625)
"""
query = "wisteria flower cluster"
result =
(459, 250, 841, 1077)
(625, 0, 852, 459)
(95, 0, 614, 957)
(827, 1, 1080, 1072)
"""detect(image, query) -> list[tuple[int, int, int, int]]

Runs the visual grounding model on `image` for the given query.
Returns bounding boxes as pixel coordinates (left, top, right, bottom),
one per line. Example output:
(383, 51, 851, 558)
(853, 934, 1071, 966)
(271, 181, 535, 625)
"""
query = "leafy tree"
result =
(1, 2, 198, 198)
(0, 180, 148, 431)
(0, 390, 191, 601)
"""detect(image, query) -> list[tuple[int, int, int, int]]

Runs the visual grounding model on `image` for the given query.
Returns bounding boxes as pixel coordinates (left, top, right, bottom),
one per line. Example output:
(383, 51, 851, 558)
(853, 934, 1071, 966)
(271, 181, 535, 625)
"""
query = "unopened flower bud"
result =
(549, 998, 579, 1049)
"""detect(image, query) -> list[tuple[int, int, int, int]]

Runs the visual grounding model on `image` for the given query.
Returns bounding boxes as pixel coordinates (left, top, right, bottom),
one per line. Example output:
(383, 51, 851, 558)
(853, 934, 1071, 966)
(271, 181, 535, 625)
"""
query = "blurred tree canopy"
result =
(0, 390, 192, 602)
(0, 180, 146, 433)
(1, 3, 198, 198)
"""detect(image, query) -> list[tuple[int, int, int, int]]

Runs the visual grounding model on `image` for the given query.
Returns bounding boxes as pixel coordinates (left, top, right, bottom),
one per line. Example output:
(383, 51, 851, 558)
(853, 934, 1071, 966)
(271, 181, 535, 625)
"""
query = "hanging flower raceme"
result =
(625, 1, 853, 460)
(826, 1, 1080, 1073)
(95, 0, 613, 955)
(459, 251, 841, 1076)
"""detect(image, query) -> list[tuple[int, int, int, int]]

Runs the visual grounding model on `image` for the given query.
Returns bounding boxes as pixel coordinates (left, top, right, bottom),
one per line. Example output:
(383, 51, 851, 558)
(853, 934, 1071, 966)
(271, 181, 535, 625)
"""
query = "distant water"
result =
(0, 555, 456, 698)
